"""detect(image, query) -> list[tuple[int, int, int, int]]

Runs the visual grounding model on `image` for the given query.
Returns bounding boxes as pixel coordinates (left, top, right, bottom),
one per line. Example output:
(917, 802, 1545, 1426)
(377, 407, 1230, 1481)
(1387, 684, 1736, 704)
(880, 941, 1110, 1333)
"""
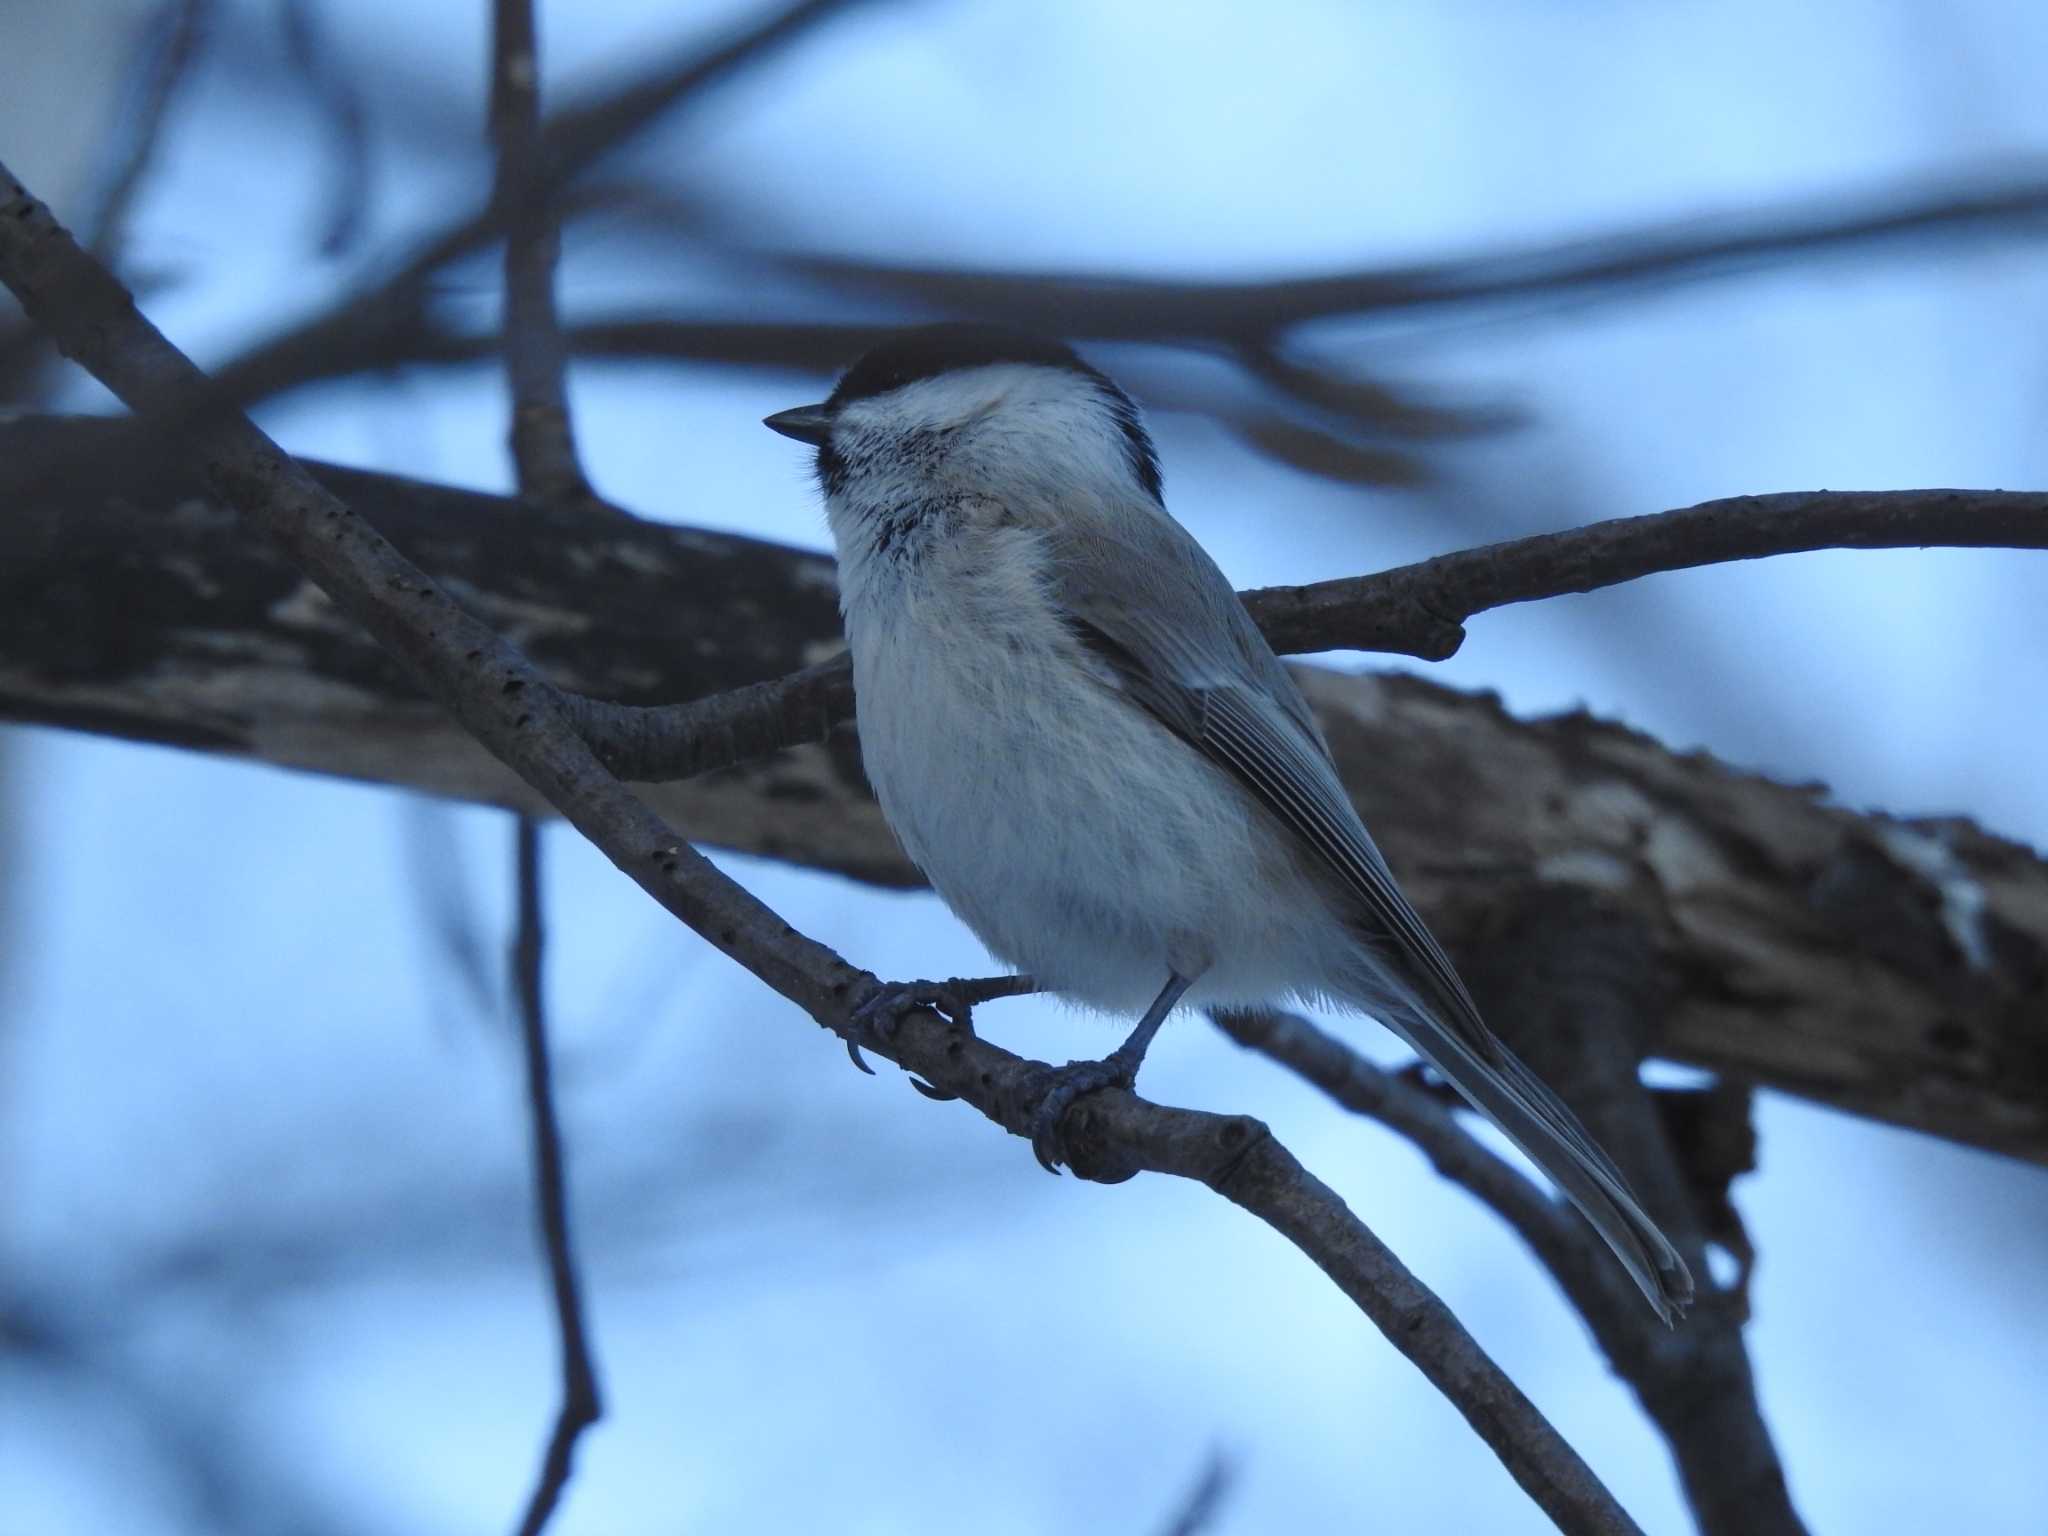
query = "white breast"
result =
(835, 508, 1343, 1017)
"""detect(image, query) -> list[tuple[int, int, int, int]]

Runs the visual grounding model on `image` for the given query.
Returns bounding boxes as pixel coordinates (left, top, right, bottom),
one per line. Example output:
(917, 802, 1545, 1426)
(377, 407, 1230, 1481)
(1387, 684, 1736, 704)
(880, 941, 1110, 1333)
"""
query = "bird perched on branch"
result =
(767, 323, 1692, 1325)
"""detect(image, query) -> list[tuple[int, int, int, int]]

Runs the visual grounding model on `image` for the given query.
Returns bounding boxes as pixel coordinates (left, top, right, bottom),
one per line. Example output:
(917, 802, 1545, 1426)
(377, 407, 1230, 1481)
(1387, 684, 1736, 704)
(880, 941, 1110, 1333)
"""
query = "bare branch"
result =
(83, 0, 211, 259)
(747, 164, 2048, 340)
(4, 421, 2044, 1161)
(1212, 1008, 1635, 1325)
(1150, 1447, 1235, 1536)
(539, 0, 876, 186)
(508, 822, 601, 1536)
(1462, 894, 1805, 1534)
(279, 0, 372, 256)
(207, 0, 879, 408)
(1214, 1003, 1803, 1535)
(490, 6, 604, 1530)
(1243, 486, 2048, 660)
(566, 485, 2048, 778)
(490, 0, 591, 505)
(0, 159, 1643, 1536)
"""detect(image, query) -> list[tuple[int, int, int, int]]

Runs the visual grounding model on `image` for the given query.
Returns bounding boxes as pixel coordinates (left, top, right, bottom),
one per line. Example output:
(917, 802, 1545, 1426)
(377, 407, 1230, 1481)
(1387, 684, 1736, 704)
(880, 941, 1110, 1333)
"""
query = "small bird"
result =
(766, 323, 1693, 1324)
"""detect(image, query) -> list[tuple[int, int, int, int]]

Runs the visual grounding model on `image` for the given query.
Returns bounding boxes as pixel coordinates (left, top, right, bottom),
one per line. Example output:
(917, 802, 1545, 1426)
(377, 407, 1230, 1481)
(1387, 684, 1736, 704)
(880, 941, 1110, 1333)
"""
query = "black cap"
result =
(817, 323, 1163, 501)
(825, 323, 1102, 409)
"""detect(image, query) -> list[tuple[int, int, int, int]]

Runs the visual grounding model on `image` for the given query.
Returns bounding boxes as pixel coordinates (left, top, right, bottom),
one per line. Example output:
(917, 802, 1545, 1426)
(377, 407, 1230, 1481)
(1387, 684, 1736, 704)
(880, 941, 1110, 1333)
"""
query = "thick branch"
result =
(4, 418, 2045, 1160)
(0, 160, 1639, 1536)
(1461, 895, 1805, 1535)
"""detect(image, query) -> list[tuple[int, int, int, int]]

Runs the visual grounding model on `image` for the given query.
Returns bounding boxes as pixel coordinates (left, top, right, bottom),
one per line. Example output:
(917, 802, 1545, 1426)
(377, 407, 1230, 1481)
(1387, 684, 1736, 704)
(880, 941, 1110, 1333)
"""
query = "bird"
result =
(765, 322, 1693, 1325)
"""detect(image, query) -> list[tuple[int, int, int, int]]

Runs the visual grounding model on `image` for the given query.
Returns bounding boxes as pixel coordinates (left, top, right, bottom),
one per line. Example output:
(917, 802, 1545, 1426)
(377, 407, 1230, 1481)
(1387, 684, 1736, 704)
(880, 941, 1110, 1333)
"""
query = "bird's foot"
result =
(847, 976, 1001, 1097)
(1027, 1054, 1138, 1174)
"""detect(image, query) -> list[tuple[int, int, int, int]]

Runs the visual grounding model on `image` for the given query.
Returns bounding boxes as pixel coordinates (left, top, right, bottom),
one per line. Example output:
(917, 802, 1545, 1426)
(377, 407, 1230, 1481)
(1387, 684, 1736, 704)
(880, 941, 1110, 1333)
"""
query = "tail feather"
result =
(1370, 990, 1696, 1326)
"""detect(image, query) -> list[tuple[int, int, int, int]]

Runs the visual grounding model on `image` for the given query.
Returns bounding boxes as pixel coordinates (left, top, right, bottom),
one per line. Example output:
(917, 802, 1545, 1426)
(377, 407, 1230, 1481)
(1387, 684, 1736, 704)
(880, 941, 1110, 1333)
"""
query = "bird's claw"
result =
(1027, 1057, 1134, 1173)
(846, 978, 978, 1093)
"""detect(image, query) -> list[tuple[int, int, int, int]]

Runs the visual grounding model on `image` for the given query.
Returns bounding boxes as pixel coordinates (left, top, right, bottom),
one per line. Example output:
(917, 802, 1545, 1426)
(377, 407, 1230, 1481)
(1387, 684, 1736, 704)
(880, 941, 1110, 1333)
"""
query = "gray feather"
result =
(1048, 504, 1695, 1324)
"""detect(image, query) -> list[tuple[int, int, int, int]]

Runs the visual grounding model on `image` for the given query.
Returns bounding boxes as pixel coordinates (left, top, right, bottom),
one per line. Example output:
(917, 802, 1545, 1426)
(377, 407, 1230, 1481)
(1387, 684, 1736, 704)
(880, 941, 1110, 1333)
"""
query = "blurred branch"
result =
(0, 0, 210, 400)
(1151, 1447, 1235, 1536)
(491, 6, 603, 1533)
(1212, 1008, 1637, 1322)
(279, 0, 371, 256)
(5, 415, 2046, 1160)
(208, 0, 877, 407)
(83, 0, 212, 259)
(0, 159, 1642, 1536)
(751, 163, 2048, 340)
(491, 0, 591, 506)
(1462, 894, 1804, 1535)
(509, 820, 601, 1536)
(1212, 1002, 1800, 1536)
(217, 310, 1511, 487)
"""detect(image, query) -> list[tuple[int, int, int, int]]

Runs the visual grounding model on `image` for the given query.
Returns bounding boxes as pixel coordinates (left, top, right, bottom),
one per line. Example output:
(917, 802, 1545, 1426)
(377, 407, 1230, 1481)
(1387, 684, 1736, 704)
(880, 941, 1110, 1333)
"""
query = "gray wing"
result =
(1043, 503, 1495, 1053)
(1047, 502, 1693, 1321)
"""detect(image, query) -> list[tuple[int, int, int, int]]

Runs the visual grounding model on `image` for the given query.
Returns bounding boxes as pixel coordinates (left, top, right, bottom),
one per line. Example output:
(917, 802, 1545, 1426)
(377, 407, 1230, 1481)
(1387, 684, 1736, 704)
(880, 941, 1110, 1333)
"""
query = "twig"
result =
(508, 822, 601, 1536)
(207, 0, 877, 409)
(490, 0, 590, 505)
(1463, 892, 1806, 1536)
(560, 486, 2048, 784)
(490, 6, 604, 1528)
(83, 0, 211, 260)
(1210, 1009, 1636, 1327)
(0, 0, 208, 399)
(1213, 1004, 1806, 1534)
(1150, 1447, 1235, 1536)
(0, 162, 1642, 1536)
(279, 0, 371, 257)
(750, 165, 2048, 341)
(1240, 486, 2048, 659)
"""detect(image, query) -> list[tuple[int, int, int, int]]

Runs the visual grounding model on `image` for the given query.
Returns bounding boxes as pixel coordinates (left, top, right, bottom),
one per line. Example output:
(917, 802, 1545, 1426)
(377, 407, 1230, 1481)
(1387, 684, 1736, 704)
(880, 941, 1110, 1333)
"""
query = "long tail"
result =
(1361, 982, 1695, 1325)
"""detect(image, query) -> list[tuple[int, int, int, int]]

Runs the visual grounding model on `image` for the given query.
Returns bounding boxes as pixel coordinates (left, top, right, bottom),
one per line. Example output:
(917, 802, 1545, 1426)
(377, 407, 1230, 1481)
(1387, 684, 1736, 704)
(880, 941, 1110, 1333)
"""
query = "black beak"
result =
(763, 405, 831, 446)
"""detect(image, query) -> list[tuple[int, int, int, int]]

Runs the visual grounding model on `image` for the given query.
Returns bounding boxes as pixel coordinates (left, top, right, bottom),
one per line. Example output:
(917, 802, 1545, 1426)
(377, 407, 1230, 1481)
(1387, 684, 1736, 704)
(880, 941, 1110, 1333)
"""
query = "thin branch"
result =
(280, 0, 372, 257)
(207, 0, 877, 408)
(0, 162, 1641, 1536)
(1242, 486, 2048, 659)
(1463, 893, 1806, 1535)
(538, 0, 875, 184)
(83, 0, 211, 260)
(0, 0, 208, 400)
(6, 424, 2041, 1159)
(1213, 1004, 1806, 1535)
(491, 0, 590, 504)
(561, 657, 855, 783)
(490, 6, 604, 1532)
(508, 822, 601, 1536)
(1211, 1009, 1636, 1328)
(1150, 1447, 1235, 1536)
(751, 164, 2048, 341)
(561, 486, 2048, 784)
(213, 312, 1511, 478)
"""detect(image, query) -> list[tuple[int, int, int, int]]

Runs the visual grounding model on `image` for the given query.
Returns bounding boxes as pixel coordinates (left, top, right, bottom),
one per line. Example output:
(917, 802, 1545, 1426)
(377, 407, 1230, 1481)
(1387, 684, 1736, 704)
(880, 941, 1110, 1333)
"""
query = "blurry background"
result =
(4, 1, 2047, 1531)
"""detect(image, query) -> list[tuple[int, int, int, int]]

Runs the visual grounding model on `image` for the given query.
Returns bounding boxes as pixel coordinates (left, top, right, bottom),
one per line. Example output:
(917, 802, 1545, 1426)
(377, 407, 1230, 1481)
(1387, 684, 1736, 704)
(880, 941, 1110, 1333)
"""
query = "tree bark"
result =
(4, 416, 2044, 1161)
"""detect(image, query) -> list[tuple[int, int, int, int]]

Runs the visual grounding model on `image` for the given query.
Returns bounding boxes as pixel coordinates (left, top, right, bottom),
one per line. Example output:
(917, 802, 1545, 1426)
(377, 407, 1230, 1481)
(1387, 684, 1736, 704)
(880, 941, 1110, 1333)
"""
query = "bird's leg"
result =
(1029, 970, 1194, 1173)
(847, 973, 1038, 1076)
